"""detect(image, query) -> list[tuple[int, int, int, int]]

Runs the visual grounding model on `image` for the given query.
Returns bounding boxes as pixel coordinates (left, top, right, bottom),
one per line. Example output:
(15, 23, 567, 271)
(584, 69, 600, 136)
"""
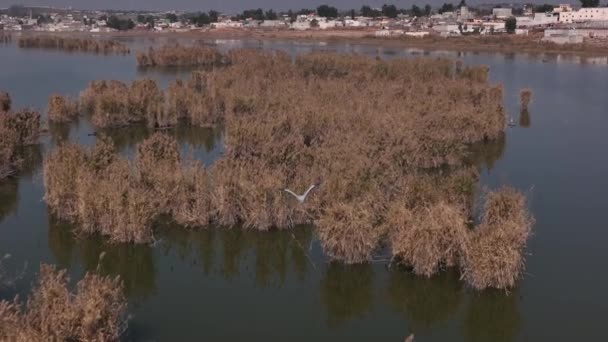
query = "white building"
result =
(212, 20, 243, 28)
(260, 20, 286, 28)
(492, 8, 513, 19)
(559, 8, 608, 23)
(291, 20, 310, 30)
(433, 23, 460, 36)
(516, 13, 558, 27)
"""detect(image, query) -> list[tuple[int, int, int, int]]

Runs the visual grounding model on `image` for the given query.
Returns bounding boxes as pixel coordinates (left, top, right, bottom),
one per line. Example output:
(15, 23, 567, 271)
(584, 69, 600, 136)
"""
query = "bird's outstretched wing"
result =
(302, 184, 316, 199)
(283, 189, 300, 199)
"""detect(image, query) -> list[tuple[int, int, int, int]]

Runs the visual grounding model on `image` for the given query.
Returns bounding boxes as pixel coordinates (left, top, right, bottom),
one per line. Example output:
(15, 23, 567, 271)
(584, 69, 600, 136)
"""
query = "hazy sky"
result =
(0, 0, 568, 13)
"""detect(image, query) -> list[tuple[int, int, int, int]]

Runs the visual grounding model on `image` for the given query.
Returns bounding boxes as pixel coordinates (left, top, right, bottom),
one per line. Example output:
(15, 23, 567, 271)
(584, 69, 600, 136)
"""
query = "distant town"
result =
(2, 2, 608, 44)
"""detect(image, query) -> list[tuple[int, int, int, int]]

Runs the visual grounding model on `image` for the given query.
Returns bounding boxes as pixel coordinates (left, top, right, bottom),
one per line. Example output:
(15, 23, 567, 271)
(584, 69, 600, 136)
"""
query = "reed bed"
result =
(17, 35, 130, 55)
(48, 94, 79, 123)
(79, 75, 219, 128)
(0, 264, 127, 342)
(46, 50, 533, 289)
(136, 44, 229, 68)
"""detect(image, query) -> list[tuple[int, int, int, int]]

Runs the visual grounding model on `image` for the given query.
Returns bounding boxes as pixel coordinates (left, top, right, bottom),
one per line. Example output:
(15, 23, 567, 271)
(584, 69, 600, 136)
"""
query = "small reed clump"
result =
(0, 264, 127, 342)
(17, 35, 130, 55)
(0, 91, 10, 112)
(461, 187, 534, 290)
(0, 107, 41, 180)
(388, 202, 470, 277)
(48, 94, 79, 123)
(520, 88, 532, 111)
(136, 44, 228, 68)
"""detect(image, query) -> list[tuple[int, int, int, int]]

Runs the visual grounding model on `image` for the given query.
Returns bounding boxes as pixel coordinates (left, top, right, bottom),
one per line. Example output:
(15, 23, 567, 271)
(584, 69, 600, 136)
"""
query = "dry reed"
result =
(136, 44, 228, 68)
(45, 50, 533, 288)
(17, 35, 129, 55)
(0, 264, 127, 342)
(48, 94, 79, 123)
(388, 202, 470, 277)
(461, 187, 534, 290)
(0, 106, 40, 180)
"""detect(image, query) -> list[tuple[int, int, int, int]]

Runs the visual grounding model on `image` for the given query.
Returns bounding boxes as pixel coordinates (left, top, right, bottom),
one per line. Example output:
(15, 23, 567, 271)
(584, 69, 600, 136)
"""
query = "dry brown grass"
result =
(0, 264, 127, 342)
(45, 50, 533, 288)
(520, 88, 532, 112)
(44, 136, 156, 243)
(461, 187, 534, 290)
(388, 202, 470, 277)
(17, 35, 130, 55)
(48, 94, 79, 123)
(136, 43, 228, 68)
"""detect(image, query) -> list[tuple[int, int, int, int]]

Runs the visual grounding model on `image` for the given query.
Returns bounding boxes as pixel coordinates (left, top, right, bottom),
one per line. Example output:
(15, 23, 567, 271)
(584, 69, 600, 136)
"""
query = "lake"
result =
(1, 36, 608, 341)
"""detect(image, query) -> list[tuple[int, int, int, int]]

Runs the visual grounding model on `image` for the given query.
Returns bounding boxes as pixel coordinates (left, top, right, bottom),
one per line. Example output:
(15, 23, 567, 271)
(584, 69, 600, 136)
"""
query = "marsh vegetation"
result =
(0, 264, 127, 342)
(136, 43, 229, 68)
(41, 49, 534, 290)
(17, 36, 130, 55)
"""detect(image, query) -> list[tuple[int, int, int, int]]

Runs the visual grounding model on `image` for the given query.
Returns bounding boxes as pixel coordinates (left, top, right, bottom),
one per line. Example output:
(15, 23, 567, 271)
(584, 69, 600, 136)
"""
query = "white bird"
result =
(283, 181, 321, 204)
(508, 117, 516, 127)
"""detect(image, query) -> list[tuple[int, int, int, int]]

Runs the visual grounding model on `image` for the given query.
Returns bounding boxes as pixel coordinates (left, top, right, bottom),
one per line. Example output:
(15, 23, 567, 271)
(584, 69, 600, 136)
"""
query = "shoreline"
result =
(5, 28, 608, 57)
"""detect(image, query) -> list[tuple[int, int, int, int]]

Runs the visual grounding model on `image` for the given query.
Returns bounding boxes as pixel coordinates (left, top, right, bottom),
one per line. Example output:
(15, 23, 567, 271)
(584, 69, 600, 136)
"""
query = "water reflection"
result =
(0, 144, 42, 222)
(100, 123, 223, 157)
(320, 263, 374, 328)
(462, 290, 521, 342)
(49, 122, 71, 145)
(157, 224, 313, 285)
(388, 267, 462, 332)
(0, 179, 18, 222)
(519, 109, 531, 128)
(48, 218, 157, 299)
(467, 133, 507, 171)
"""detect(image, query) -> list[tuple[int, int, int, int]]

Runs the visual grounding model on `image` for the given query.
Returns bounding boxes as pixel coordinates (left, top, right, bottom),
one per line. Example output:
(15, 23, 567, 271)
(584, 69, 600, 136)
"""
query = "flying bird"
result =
(283, 179, 322, 204)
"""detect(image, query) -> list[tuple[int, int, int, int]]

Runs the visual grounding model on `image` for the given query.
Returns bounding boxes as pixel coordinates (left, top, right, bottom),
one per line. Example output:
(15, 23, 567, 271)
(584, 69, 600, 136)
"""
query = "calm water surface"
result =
(1, 37, 607, 341)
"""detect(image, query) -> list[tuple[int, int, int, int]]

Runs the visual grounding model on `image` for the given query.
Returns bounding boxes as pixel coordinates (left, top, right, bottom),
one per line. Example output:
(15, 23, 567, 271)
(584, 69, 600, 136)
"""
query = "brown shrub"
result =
(18, 35, 129, 55)
(48, 94, 79, 123)
(461, 187, 534, 290)
(387, 202, 470, 277)
(0, 264, 127, 342)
